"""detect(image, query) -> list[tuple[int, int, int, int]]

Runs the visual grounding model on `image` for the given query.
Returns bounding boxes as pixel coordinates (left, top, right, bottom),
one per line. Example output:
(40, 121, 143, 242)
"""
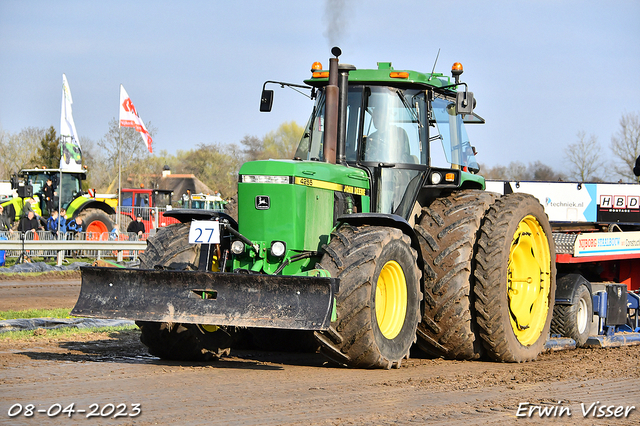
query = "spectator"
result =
(18, 210, 41, 233)
(65, 216, 84, 257)
(23, 197, 36, 217)
(46, 210, 64, 237)
(66, 216, 84, 237)
(634, 154, 640, 177)
(0, 205, 11, 232)
(127, 214, 146, 239)
(43, 178, 56, 213)
(109, 227, 119, 241)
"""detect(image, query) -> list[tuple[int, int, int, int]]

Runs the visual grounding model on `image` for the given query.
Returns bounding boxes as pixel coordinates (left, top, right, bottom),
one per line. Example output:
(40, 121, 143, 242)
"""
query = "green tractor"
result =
(73, 48, 555, 368)
(2, 169, 115, 235)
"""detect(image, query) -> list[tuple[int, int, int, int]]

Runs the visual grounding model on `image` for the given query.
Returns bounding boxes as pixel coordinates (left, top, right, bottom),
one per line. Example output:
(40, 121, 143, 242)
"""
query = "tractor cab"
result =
(14, 168, 85, 216)
(120, 188, 173, 218)
(297, 61, 484, 219)
(119, 188, 177, 232)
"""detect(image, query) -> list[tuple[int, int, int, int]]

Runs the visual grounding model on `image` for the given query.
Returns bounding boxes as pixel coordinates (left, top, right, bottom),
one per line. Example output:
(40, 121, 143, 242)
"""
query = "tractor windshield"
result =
(295, 86, 427, 166)
(295, 85, 429, 216)
(154, 192, 172, 208)
(361, 87, 425, 165)
(26, 171, 81, 210)
(430, 96, 479, 172)
(59, 173, 82, 208)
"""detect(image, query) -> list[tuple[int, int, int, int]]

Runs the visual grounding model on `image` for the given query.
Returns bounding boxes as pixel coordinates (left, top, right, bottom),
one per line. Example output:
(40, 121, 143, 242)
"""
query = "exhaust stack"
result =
(323, 48, 341, 164)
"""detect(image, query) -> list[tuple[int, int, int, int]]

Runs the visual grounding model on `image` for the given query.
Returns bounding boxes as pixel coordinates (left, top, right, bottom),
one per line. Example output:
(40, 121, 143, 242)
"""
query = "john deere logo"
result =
(255, 196, 270, 210)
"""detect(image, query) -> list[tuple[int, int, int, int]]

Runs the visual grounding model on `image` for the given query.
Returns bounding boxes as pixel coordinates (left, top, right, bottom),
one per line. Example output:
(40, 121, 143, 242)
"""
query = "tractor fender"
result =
(555, 273, 592, 305)
(164, 208, 239, 230)
(336, 213, 423, 270)
(70, 199, 116, 217)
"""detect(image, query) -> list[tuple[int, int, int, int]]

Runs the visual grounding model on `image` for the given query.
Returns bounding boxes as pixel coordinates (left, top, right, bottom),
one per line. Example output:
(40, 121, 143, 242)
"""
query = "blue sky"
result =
(1, 1, 639, 173)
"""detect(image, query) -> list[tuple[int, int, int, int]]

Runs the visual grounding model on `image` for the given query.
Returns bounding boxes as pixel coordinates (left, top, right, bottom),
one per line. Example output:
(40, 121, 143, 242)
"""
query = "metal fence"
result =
(0, 230, 149, 265)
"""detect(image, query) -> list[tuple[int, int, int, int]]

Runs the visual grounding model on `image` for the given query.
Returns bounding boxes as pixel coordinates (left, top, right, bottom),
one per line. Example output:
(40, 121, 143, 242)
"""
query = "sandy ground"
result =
(0, 277, 639, 425)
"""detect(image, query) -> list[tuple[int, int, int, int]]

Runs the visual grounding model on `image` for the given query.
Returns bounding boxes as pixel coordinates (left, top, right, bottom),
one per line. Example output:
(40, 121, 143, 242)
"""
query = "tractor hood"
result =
(237, 160, 370, 255)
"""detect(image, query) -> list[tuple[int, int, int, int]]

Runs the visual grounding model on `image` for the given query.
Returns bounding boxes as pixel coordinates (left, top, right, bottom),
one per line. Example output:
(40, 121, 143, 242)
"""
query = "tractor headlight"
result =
(430, 172, 442, 185)
(241, 175, 291, 184)
(270, 241, 286, 257)
(231, 240, 245, 255)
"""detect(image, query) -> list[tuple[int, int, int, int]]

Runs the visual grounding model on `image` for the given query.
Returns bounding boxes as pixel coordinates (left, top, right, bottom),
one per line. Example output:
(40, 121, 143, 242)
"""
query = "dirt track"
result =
(1, 278, 639, 425)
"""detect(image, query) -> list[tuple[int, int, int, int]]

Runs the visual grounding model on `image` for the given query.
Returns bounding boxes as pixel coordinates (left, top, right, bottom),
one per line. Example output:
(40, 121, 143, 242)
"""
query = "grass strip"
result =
(0, 308, 74, 320)
(0, 324, 137, 340)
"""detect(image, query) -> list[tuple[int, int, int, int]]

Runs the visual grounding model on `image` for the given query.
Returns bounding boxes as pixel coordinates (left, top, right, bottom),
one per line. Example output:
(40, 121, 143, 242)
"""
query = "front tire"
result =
(315, 225, 421, 369)
(136, 223, 235, 361)
(474, 193, 556, 362)
(137, 322, 232, 361)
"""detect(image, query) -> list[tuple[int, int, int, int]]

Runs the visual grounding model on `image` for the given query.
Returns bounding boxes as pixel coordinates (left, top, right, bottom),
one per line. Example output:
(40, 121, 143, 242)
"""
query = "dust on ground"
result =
(0, 277, 638, 425)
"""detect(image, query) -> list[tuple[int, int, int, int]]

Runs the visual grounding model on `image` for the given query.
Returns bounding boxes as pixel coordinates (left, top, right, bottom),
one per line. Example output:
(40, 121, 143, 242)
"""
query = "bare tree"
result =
(528, 161, 564, 181)
(479, 163, 508, 179)
(564, 131, 606, 181)
(480, 161, 565, 181)
(97, 118, 157, 192)
(506, 161, 531, 181)
(0, 126, 47, 177)
(610, 112, 640, 182)
(240, 135, 264, 162)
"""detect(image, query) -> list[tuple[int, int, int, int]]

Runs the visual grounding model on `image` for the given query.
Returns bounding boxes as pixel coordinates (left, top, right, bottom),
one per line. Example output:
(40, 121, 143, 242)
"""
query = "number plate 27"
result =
(188, 220, 220, 244)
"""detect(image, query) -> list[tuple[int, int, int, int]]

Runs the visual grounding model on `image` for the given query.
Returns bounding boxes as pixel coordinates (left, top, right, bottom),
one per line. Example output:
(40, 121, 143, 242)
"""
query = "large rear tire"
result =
(77, 208, 113, 239)
(414, 190, 497, 360)
(474, 193, 556, 362)
(315, 225, 421, 369)
(136, 223, 235, 361)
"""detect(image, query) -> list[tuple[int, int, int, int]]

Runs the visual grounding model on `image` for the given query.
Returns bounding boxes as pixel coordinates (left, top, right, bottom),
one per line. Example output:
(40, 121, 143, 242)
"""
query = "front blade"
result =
(72, 267, 338, 330)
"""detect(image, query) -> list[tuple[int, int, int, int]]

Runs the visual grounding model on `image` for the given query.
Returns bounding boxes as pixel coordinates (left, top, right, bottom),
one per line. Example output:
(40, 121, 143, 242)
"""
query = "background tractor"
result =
(73, 48, 556, 368)
(1, 168, 115, 235)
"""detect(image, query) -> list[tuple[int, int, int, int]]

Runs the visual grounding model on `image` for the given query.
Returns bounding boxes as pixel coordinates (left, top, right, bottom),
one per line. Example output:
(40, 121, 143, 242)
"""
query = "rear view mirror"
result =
(260, 90, 274, 112)
(456, 91, 475, 115)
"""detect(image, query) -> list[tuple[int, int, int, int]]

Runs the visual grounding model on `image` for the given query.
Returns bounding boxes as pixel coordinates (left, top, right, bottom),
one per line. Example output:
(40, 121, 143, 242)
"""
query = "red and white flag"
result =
(119, 85, 153, 153)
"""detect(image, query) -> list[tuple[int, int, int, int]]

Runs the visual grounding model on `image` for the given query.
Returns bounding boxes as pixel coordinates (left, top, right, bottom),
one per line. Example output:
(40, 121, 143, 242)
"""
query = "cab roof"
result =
(304, 61, 455, 91)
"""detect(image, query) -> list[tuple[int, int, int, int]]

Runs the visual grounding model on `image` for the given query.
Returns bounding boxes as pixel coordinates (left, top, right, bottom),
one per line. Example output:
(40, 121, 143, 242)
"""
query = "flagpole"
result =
(58, 137, 63, 238)
(117, 86, 122, 233)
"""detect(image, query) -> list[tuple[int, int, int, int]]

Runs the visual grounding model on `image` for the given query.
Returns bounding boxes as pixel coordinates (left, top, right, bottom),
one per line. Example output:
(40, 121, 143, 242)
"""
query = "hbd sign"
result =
(599, 195, 640, 209)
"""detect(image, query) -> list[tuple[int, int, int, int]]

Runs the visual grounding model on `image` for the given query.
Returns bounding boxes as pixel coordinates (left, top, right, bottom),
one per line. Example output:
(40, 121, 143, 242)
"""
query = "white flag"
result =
(119, 85, 153, 153)
(60, 74, 83, 171)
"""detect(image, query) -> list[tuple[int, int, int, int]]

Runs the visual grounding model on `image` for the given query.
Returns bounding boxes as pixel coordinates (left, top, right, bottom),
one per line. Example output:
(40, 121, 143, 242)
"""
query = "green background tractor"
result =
(74, 48, 555, 368)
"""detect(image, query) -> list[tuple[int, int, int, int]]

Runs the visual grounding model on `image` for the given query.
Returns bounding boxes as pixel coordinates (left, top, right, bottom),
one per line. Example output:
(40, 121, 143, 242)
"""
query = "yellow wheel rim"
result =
(201, 324, 219, 333)
(507, 215, 552, 346)
(375, 260, 407, 339)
